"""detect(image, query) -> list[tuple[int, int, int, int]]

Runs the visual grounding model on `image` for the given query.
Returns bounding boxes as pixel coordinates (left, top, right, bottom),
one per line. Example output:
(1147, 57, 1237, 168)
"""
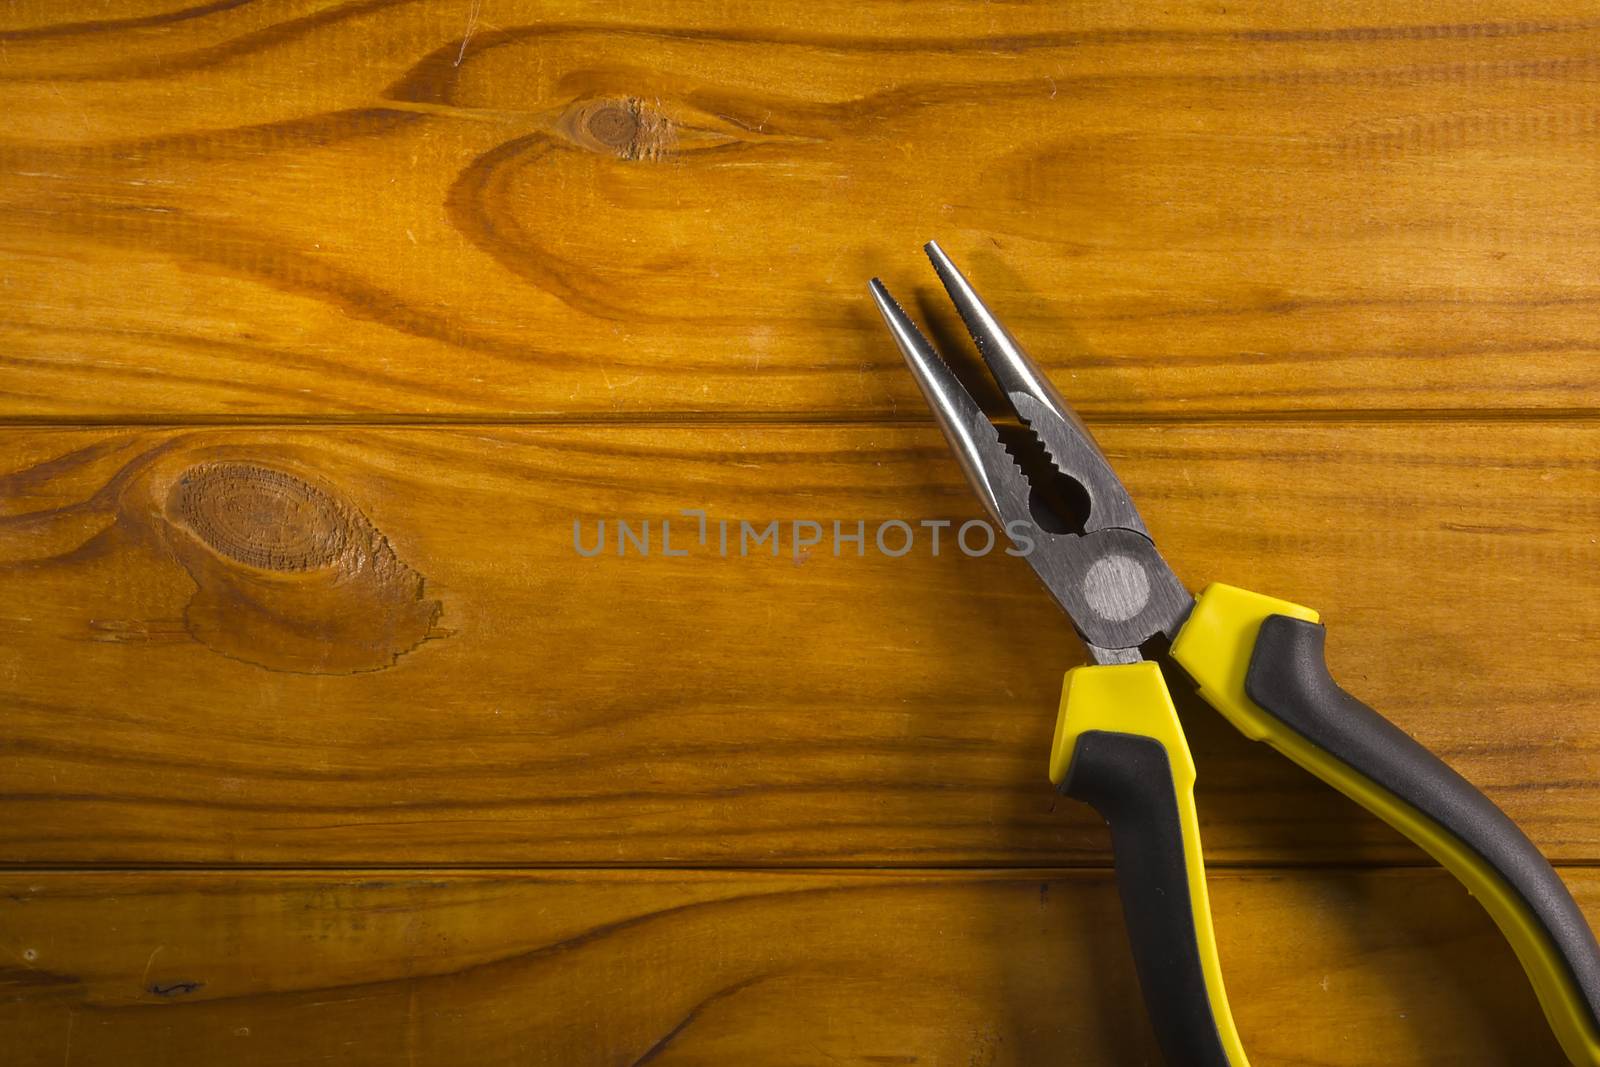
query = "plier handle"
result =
(870, 245, 1600, 1067)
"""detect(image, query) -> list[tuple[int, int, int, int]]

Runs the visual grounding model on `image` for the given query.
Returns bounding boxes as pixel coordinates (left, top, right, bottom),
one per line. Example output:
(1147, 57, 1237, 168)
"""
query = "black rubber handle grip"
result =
(1246, 615, 1600, 1039)
(1062, 730, 1233, 1067)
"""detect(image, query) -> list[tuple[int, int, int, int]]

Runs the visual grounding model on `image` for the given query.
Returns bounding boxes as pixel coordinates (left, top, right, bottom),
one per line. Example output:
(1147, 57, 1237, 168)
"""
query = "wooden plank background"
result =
(2, 2, 1598, 1064)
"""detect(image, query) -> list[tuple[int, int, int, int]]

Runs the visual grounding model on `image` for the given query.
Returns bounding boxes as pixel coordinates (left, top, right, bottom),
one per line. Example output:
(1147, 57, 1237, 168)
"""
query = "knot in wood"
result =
(586, 103, 640, 150)
(172, 463, 348, 572)
(562, 97, 672, 161)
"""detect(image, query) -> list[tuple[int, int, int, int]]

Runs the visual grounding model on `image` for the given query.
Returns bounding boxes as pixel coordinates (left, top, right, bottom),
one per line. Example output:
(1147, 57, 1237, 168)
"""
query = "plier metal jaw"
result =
(871, 245, 1600, 1067)
(870, 243, 1191, 663)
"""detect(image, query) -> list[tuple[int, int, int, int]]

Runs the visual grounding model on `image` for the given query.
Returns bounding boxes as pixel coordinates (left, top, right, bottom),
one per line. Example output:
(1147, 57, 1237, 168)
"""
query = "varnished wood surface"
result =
(5, 3, 1600, 1064)
(1, 421, 1595, 866)
(2, 867, 1595, 1066)
(4, 2, 1600, 418)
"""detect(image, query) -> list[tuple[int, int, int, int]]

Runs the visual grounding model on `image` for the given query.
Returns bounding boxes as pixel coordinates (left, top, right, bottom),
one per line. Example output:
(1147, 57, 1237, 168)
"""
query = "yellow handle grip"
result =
(1172, 582, 1600, 1067)
(1051, 662, 1250, 1067)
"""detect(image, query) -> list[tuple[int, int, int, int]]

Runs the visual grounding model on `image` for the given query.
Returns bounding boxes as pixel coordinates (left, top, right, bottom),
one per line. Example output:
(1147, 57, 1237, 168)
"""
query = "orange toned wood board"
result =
(3, 3, 1599, 1065)
(0, 422, 1596, 867)
(3, 2, 1600, 418)
(0, 868, 1595, 1066)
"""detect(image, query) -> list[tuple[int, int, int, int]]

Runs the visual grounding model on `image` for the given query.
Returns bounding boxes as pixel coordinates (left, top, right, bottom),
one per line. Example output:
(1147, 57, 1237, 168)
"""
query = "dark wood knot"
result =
(173, 463, 347, 572)
(559, 97, 673, 161)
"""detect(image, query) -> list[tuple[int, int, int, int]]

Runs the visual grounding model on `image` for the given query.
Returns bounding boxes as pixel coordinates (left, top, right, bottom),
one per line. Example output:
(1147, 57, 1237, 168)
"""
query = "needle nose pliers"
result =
(869, 243, 1600, 1067)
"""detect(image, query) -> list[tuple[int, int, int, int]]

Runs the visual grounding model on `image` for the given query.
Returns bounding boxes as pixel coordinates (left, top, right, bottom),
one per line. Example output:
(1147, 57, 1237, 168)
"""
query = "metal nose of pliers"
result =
(868, 241, 1145, 538)
(868, 243, 1192, 661)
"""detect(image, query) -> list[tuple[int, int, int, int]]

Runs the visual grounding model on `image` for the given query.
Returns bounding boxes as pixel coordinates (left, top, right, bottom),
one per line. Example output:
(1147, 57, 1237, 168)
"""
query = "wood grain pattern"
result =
(4, 2, 1600, 418)
(2, 867, 1594, 1066)
(5, 4, 1600, 1063)
(2, 420, 1595, 866)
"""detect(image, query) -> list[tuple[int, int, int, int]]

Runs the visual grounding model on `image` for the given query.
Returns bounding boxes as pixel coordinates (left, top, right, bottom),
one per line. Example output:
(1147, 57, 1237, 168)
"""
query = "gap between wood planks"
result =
(2, 407, 1600, 429)
(2, 862, 1598, 874)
